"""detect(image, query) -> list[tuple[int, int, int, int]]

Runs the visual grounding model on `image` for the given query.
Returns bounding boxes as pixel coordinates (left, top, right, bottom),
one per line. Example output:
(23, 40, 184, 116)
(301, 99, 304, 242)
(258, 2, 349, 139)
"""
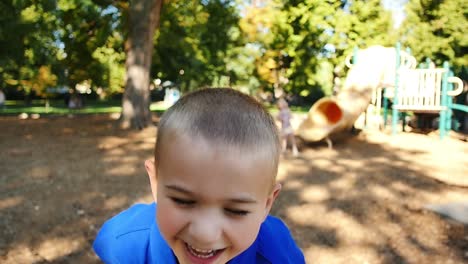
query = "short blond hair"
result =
(155, 88, 281, 180)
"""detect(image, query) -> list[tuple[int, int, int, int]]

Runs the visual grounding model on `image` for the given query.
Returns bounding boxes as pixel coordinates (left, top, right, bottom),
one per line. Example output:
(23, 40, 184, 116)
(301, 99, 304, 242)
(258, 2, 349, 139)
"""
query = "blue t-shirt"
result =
(93, 203, 305, 263)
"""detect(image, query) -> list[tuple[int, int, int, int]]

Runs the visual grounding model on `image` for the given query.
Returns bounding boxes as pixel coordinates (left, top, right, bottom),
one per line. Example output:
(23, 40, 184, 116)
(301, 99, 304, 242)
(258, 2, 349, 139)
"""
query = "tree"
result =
(250, 0, 394, 101)
(120, 0, 163, 129)
(0, 0, 59, 100)
(399, 0, 467, 75)
(57, 0, 118, 91)
(121, 0, 242, 129)
(151, 0, 241, 92)
(0, 0, 124, 101)
(330, 0, 395, 64)
(239, 1, 283, 94)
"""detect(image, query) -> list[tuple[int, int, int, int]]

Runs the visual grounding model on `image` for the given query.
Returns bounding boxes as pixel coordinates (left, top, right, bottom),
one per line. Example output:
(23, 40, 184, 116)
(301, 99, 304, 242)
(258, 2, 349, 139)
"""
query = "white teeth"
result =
(187, 244, 216, 259)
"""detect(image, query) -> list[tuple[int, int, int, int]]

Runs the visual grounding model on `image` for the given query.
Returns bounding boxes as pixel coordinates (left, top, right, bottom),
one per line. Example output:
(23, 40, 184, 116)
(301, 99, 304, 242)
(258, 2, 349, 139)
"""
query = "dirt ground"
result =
(1, 114, 467, 264)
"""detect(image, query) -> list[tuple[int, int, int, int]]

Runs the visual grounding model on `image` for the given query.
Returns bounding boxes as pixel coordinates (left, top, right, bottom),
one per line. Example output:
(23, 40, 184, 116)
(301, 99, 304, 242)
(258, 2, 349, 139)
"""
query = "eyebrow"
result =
(165, 184, 258, 204)
(165, 184, 194, 195)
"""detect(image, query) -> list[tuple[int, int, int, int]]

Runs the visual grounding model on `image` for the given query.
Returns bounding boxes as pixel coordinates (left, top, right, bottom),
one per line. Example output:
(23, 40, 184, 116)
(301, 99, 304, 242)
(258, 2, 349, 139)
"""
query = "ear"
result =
(263, 183, 282, 221)
(144, 159, 158, 202)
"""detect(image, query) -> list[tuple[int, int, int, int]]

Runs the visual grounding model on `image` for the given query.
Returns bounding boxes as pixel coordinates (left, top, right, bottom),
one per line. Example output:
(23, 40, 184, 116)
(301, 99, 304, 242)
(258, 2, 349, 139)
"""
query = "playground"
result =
(1, 0, 466, 262)
(0, 113, 467, 263)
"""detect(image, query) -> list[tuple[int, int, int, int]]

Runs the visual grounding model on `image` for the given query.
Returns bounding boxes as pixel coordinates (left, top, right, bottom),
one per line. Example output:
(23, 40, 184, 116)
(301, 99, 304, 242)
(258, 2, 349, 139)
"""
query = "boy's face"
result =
(145, 134, 280, 264)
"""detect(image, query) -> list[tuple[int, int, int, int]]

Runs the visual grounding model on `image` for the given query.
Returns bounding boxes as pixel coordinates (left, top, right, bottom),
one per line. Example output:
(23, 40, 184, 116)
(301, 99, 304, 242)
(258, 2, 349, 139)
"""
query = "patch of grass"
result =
(290, 105, 311, 113)
(0, 99, 169, 115)
(267, 104, 311, 114)
(1, 99, 309, 116)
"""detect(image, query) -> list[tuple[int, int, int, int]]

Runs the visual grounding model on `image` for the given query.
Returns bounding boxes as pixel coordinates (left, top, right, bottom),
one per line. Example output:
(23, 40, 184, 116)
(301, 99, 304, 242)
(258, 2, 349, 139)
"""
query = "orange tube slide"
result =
(297, 45, 414, 142)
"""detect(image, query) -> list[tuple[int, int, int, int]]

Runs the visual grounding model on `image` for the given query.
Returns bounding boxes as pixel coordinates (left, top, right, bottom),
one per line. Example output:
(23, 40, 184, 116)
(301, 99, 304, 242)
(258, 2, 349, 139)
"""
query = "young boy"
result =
(93, 88, 305, 263)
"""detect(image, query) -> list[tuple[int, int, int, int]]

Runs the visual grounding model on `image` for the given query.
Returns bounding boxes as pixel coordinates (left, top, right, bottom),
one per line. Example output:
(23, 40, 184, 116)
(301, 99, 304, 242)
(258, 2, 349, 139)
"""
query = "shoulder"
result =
(256, 215, 305, 264)
(93, 203, 156, 263)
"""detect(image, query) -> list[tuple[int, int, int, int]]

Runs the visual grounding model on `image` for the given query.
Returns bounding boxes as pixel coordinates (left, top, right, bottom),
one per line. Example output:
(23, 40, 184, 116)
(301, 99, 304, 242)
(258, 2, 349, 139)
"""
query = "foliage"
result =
(152, 0, 241, 92)
(1, 0, 464, 107)
(244, 0, 394, 102)
(56, 0, 120, 89)
(0, 0, 59, 97)
(91, 32, 126, 95)
(20, 66, 58, 97)
(239, 2, 282, 89)
(0, 0, 123, 98)
(399, 0, 467, 75)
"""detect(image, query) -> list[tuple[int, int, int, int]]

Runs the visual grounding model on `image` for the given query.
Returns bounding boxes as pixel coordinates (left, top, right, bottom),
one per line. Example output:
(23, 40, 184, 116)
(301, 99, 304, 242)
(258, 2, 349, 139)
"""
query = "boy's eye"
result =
(170, 197, 195, 206)
(225, 208, 250, 216)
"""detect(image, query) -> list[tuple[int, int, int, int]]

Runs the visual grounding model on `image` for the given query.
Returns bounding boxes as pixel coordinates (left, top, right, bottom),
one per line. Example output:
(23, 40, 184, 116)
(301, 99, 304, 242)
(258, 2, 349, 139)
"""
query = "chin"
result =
(174, 241, 234, 264)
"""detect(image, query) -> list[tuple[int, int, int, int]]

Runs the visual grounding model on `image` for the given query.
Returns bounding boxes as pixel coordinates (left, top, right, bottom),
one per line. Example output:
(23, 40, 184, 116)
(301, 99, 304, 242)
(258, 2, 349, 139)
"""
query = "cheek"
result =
(156, 199, 185, 240)
(228, 214, 265, 253)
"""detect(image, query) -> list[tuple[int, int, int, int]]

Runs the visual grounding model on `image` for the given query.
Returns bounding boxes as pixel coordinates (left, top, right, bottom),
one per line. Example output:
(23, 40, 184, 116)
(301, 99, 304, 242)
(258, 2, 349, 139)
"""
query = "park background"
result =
(1, 0, 467, 263)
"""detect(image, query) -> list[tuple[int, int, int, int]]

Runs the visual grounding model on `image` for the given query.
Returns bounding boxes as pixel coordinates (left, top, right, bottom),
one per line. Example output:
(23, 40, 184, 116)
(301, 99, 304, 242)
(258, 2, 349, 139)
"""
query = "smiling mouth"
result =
(185, 243, 225, 261)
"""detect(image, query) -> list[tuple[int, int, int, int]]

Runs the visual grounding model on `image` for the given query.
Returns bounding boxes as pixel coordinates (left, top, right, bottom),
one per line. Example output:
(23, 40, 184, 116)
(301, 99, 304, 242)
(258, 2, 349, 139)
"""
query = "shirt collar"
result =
(227, 239, 259, 263)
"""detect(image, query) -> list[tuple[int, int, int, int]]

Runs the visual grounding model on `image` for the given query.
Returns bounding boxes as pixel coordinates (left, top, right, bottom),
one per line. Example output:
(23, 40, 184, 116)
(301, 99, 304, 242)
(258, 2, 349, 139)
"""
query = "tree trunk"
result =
(121, 0, 163, 129)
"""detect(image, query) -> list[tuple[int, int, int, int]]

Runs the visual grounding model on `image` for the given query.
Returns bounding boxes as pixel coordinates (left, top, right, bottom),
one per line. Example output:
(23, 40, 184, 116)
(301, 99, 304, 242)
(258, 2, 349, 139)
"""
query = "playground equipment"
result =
(386, 44, 466, 139)
(297, 45, 415, 143)
(297, 44, 466, 143)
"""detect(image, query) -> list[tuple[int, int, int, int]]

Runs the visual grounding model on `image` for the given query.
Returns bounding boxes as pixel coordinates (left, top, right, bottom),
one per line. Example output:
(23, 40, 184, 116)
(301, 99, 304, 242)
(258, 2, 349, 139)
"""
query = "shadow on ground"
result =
(0, 115, 467, 263)
(274, 134, 468, 263)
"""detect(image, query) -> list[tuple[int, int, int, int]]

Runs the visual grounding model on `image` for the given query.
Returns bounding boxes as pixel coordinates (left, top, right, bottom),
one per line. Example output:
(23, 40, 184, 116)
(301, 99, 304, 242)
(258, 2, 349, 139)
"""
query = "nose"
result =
(187, 209, 223, 246)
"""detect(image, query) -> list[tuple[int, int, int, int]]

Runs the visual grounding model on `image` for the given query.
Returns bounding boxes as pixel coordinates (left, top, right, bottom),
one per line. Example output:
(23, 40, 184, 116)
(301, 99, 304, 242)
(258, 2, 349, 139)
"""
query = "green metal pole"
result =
(382, 43, 400, 129)
(439, 61, 449, 139)
(451, 104, 468, 112)
(400, 47, 412, 132)
(446, 69, 454, 131)
(392, 43, 401, 135)
(353, 46, 358, 64)
(426, 58, 432, 68)
(406, 47, 412, 68)
(383, 88, 388, 128)
(416, 61, 426, 129)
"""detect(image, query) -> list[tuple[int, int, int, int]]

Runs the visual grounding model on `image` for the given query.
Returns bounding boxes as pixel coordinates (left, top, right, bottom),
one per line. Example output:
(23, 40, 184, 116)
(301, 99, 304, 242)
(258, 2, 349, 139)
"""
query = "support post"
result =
(383, 87, 388, 129)
(439, 61, 449, 139)
(352, 46, 358, 64)
(446, 69, 454, 131)
(426, 58, 432, 68)
(392, 43, 401, 135)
